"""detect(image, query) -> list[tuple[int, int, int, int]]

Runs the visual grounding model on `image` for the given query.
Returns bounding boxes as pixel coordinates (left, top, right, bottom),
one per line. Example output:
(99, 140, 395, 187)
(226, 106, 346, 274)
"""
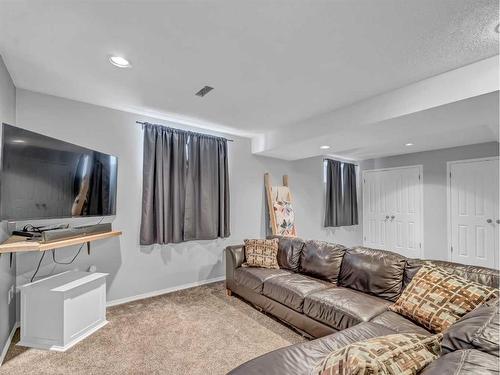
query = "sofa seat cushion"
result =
(304, 287, 391, 330)
(370, 311, 430, 335)
(262, 273, 333, 312)
(227, 322, 395, 375)
(233, 267, 291, 293)
(420, 349, 499, 375)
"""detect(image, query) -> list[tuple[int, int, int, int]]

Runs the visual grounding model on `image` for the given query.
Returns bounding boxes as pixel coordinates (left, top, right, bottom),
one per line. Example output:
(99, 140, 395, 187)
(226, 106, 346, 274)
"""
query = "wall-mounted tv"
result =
(1, 124, 118, 221)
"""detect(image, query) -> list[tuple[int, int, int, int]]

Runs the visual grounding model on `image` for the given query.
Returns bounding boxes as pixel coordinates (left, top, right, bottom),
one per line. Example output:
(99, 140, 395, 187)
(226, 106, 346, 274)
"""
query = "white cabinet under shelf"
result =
(18, 271, 108, 351)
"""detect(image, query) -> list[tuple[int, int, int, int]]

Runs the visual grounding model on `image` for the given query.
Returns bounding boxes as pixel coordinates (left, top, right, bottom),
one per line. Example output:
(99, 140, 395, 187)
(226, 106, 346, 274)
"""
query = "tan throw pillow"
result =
(244, 238, 279, 269)
(314, 333, 442, 375)
(389, 265, 498, 333)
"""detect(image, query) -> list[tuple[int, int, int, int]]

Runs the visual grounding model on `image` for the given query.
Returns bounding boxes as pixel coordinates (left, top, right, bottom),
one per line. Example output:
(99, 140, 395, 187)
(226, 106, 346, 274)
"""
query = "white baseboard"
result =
(17, 320, 108, 352)
(0, 277, 226, 364)
(106, 276, 225, 307)
(0, 322, 19, 366)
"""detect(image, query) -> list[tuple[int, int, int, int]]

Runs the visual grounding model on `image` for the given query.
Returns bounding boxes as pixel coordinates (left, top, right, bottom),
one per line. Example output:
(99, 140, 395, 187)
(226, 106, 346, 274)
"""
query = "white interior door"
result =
(363, 171, 391, 249)
(363, 166, 423, 258)
(449, 158, 499, 269)
(390, 168, 423, 259)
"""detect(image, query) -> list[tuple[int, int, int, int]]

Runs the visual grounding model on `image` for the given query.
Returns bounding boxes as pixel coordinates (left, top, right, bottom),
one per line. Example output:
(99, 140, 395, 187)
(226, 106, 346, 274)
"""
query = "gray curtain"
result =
(140, 125, 187, 245)
(140, 124, 230, 245)
(324, 159, 358, 227)
(341, 162, 358, 225)
(184, 134, 230, 241)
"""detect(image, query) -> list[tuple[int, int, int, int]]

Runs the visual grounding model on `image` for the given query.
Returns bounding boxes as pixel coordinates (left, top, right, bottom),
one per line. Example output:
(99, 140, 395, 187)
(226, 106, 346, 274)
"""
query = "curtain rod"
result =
(136, 121, 234, 142)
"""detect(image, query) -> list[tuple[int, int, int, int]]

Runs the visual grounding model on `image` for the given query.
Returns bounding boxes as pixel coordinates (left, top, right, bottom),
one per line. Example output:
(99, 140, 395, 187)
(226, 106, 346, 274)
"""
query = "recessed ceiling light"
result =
(320, 145, 330, 150)
(405, 143, 414, 146)
(109, 56, 131, 68)
(12, 139, 25, 144)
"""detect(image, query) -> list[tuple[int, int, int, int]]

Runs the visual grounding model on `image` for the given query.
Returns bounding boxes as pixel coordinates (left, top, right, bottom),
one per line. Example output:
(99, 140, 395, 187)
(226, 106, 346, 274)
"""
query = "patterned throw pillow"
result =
(389, 265, 498, 333)
(314, 333, 442, 375)
(243, 239, 279, 269)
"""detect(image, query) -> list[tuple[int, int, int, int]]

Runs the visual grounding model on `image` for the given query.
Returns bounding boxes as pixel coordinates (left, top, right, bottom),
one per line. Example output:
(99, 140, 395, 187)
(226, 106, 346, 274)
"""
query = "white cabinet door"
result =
(363, 166, 423, 258)
(363, 171, 391, 249)
(449, 158, 499, 269)
(390, 167, 423, 259)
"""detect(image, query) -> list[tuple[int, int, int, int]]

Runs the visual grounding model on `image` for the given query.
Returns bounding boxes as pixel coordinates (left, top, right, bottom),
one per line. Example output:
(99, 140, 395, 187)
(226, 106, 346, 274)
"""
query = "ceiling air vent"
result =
(195, 86, 214, 97)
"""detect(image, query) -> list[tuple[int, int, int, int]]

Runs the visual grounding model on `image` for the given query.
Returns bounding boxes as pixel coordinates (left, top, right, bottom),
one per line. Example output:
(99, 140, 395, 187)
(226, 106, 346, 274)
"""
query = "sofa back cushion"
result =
(419, 349, 499, 375)
(404, 259, 500, 289)
(299, 240, 346, 282)
(267, 235, 305, 272)
(338, 247, 406, 301)
(442, 298, 499, 357)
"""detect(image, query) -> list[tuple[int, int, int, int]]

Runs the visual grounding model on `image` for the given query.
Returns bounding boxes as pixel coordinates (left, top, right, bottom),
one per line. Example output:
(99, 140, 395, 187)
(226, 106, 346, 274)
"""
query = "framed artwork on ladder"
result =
(264, 173, 297, 237)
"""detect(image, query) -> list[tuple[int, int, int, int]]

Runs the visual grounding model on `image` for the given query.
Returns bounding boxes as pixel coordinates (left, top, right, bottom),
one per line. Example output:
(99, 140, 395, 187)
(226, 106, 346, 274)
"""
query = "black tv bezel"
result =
(0, 123, 119, 221)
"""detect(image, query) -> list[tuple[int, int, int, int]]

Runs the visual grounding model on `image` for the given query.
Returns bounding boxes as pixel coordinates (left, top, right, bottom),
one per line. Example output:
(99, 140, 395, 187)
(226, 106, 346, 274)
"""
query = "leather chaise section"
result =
(233, 267, 291, 293)
(338, 246, 406, 301)
(370, 311, 430, 335)
(227, 322, 395, 375)
(420, 349, 500, 375)
(304, 287, 391, 330)
(300, 240, 346, 282)
(262, 273, 333, 312)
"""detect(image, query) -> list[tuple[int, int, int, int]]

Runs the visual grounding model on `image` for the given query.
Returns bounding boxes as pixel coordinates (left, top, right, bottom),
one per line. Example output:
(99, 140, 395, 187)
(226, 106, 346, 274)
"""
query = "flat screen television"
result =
(1, 124, 118, 220)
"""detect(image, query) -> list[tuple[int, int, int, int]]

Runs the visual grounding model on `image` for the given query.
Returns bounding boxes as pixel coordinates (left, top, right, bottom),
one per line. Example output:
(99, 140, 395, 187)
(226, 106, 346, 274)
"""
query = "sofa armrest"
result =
(225, 245, 245, 289)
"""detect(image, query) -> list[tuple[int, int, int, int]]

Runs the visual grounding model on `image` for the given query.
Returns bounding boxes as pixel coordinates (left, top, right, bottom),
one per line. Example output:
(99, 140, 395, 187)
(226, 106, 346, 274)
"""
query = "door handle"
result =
(487, 219, 493, 224)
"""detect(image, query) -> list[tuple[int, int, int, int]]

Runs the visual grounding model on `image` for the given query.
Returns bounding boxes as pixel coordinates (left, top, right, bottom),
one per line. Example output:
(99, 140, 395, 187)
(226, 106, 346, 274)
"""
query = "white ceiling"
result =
(263, 92, 499, 160)
(0, 0, 498, 159)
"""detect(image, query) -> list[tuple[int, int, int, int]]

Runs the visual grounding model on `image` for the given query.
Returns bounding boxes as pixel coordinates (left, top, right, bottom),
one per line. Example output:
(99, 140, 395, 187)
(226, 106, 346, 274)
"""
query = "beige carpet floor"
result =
(0, 282, 306, 375)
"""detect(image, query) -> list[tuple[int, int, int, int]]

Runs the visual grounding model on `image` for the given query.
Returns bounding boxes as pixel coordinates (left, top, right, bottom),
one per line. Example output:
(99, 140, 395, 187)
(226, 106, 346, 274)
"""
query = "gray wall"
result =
(0, 56, 16, 361)
(362, 142, 500, 260)
(9, 87, 499, 327)
(15, 89, 359, 307)
(278, 156, 362, 246)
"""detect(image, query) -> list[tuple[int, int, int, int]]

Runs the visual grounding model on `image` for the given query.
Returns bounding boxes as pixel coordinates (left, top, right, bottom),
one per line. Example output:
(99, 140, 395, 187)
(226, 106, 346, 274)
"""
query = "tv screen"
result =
(1, 124, 118, 220)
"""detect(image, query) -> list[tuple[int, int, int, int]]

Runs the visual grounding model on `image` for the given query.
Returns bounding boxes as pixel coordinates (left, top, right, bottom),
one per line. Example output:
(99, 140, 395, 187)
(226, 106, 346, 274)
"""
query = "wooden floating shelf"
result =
(0, 231, 122, 254)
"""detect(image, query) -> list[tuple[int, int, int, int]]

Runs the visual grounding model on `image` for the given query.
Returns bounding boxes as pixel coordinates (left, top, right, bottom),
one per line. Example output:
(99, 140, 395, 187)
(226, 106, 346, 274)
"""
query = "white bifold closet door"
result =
(449, 158, 499, 269)
(363, 166, 423, 258)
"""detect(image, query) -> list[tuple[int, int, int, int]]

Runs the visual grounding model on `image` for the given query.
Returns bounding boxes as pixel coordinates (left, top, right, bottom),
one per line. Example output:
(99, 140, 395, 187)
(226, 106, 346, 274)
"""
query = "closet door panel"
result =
(363, 167, 422, 257)
(392, 167, 422, 258)
(363, 171, 391, 249)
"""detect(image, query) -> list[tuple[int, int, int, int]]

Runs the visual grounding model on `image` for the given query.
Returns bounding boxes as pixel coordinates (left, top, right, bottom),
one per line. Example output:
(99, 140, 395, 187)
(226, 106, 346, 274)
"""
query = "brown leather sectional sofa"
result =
(225, 236, 500, 374)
